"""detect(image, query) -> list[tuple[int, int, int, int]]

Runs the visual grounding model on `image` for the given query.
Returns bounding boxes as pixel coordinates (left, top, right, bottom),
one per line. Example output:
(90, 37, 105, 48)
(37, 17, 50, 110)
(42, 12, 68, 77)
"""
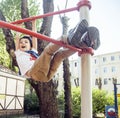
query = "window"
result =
(94, 59, 97, 64)
(111, 56, 115, 61)
(103, 67, 107, 73)
(104, 78, 108, 85)
(95, 79, 99, 85)
(103, 57, 106, 62)
(111, 66, 116, 72)
(74, 62, 77, 67)
(95, 69, 98, 74)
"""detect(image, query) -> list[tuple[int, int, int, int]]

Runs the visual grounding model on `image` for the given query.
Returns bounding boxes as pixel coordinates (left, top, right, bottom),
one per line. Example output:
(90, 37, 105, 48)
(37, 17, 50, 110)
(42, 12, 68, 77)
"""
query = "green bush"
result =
(24, 89, 115, 117)
(24, 92, 39, 114)
(58, 88, 115, 118)
(57, 92, 64, 111)
(92, 89, 108, 116)
(72, 87, 81, 118)
(106, 93, 114, 105)
(92, 89, 115, 117)
(58, 88, 81, 118)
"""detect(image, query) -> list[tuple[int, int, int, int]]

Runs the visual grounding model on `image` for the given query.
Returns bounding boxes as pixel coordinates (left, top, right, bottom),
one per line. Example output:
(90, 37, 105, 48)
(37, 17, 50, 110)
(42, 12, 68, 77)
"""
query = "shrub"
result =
(92, 89, 115, 117)
(72, 87, 81, 118)
(57, 92, 64, 111)
(24, 92, 39, 114)
(92, 89, 108, 116)
(58, 88, 115, 118)
(23, 89, 117, 117)
(58, 87, 81, 118)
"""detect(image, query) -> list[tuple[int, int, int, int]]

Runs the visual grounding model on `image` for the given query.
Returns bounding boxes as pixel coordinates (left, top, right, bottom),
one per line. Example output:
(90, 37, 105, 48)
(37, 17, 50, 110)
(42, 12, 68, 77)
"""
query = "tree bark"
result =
(0, 9, 17, 68)
(0, 0, 60, 117)
(21, 0, 32, 30)
(63, 59, 73, 118)
(61, 16, 73, 118)
(21, 0, 59, 118)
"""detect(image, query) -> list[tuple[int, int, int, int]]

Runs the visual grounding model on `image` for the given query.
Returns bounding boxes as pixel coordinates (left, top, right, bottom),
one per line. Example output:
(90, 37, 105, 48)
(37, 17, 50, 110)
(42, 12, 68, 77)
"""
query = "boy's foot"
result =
(68, 19, 88, 47)
(68, 19, 100, 50)
(81, 26, 100, 50)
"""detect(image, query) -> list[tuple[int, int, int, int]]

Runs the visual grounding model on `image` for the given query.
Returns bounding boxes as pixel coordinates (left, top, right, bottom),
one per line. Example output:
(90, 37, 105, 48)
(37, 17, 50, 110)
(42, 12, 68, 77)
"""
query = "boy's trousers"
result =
(28, 37, 75, 82)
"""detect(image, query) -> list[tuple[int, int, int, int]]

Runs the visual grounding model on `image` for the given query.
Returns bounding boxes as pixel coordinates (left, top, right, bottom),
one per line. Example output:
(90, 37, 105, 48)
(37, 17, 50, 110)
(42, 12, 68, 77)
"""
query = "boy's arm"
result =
(32, 20, 37, 50)
(15, 24, 22, 50)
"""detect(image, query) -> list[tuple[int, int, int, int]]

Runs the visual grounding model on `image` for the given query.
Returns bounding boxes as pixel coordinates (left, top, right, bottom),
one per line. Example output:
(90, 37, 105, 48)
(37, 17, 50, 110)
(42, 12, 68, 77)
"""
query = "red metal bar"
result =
(0, 20, 93, 54)
(77, 0, 91, 10)
(11, 6, 78, 24)
(10, 1, 91, 25)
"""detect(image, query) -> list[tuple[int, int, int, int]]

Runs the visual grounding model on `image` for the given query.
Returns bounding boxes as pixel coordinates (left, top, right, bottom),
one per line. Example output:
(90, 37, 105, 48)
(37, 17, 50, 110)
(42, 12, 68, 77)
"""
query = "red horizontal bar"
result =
(11, 7, 78, 24)
(0, 20, 85, 53)
(0, 20, 94, 54)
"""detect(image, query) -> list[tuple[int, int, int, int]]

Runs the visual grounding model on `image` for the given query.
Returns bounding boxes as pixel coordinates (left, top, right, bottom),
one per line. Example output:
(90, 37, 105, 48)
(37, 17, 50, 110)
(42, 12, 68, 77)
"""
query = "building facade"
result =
(92, 51, 120, 93)
(55, 51, 120, 93)
(0, 65, 25, 116)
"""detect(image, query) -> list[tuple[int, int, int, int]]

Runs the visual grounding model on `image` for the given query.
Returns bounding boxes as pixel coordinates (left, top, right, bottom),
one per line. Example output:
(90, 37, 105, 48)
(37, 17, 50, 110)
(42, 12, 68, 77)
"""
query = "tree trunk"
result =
(0, 9, 17, 68)
(21, 0, 59, 118)
(1, 0, 59, 117)
(21, 0, 32, 30)
(60, 16, 73, 118)
(63, 59, 73, 118)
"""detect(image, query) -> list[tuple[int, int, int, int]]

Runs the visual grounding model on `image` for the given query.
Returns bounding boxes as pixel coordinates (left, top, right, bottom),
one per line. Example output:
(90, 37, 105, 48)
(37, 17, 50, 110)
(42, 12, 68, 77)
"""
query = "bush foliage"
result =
(58, 88, 116, 118)
(24, 88, 119, 117)
(24, 92, 39, 114)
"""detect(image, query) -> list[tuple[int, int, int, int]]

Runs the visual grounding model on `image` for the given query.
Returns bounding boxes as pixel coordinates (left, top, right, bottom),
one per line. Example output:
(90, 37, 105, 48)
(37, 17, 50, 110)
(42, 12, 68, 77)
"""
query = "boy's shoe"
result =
(81, 26, 100, 50)
(68, 19, 88, 47)
(68, 19, 100, 50)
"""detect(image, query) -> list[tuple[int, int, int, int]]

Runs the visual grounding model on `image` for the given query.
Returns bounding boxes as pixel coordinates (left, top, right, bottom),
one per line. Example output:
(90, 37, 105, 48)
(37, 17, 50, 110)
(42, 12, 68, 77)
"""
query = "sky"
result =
(51, 0, 120, 56)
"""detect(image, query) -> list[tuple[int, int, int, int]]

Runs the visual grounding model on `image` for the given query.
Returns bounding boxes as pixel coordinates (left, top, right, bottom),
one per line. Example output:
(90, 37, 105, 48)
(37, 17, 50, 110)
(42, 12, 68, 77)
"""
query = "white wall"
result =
(0, 71, 25, 110)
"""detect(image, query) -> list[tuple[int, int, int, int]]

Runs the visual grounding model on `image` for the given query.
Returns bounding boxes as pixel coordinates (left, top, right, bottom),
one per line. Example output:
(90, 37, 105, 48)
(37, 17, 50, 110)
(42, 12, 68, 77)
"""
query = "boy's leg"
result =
(68, 19, 100, 50)
(68, 19, 88, 47)
(27, 19, 100, 81)
(47, 49, 75, 80)
(81, 26, 100, 50)
(28, 41, 62, 82)
(47, 20, 100, 80)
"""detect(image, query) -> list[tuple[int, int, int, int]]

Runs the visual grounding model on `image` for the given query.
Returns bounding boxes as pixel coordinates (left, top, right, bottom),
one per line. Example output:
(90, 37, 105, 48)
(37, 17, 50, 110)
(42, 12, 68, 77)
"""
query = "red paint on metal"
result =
(77, 0, 91, 9)
(0, 20, 93, 55)
(11, 7, 78, 24)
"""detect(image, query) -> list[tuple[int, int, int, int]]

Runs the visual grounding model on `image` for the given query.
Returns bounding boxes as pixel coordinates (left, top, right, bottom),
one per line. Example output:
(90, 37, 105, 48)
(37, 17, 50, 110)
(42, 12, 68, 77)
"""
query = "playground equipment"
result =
(0, 0, 93, 117)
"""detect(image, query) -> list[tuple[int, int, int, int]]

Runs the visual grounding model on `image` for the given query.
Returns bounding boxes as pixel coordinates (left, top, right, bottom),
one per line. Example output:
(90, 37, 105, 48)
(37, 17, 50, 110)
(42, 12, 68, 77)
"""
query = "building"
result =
(92, 51, 120, 93)
(0, 65, 25, 116)
(55, 51, 120, 93)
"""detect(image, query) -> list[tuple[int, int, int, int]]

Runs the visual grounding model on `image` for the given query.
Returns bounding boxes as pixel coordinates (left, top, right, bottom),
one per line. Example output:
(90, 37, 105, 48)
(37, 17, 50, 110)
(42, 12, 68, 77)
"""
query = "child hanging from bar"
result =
(15, 19, 100, 82)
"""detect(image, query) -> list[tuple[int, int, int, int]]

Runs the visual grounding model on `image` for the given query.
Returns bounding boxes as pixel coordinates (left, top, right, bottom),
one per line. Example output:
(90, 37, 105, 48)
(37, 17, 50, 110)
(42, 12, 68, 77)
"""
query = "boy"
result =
(15, 19, 100, 82)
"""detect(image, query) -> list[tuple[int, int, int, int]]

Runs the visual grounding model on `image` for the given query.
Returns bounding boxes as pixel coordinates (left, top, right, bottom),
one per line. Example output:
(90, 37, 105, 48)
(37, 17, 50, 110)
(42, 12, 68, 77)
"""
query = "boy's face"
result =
(19, 38, 31, 51)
